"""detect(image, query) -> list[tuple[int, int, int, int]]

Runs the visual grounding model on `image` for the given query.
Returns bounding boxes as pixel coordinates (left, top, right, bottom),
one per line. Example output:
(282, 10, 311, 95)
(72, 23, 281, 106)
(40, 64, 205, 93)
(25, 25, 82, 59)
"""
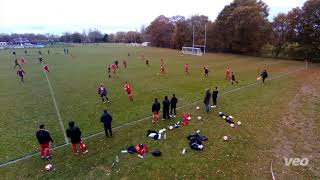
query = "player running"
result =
(107, 65, 111, 78)
(226, 67, 231, 80)
(43, 64, 49, 73)
(17, 67, 25, 82)
(98, 83, 110, 103)
(124, 82, 133, 101)
(204, 66, 209, 78)
(111, 63, 117, 74)
(184, 64, 189, 75)
(231, 72, 239, 85)
(123, 60, 127, 69)
(14, 58, 21, 69)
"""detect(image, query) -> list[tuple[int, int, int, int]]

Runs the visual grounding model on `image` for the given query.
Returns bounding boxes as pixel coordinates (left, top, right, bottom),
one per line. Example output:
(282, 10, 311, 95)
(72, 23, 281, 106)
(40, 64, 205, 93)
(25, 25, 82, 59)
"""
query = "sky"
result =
(0, 0, 306, 35)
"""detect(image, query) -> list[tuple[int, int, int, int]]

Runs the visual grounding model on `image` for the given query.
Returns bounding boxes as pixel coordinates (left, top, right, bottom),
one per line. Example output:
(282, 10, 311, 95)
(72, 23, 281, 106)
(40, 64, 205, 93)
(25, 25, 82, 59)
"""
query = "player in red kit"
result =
(184, 64, 189, 75)
(111, 63, 117, 73)
(43, 64, 49, 73)
(160, 65, 165, 75)
(225, 67, 231, 80)
(124, 82, 133, 101)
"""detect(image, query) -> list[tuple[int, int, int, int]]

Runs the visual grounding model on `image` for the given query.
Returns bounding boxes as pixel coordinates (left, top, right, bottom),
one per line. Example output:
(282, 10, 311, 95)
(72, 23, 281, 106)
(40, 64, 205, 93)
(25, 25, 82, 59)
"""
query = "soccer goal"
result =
(182, 47, 203, 56)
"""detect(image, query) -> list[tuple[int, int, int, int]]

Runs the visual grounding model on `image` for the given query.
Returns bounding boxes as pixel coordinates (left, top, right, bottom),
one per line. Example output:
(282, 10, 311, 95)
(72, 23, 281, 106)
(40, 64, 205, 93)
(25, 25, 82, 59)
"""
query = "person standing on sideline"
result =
(170, 94, 178, 117)
(260, 70, 268, 83)
(152, 98, 161, 123)
(231, 72, 239, 85)
(212, 87, 218, 107)
(162, 96, 170, 120)
(36, 124, 54, 159)
(100, 109, 113, 137)
(66, 121, 88, 155)
(98, 83, 110, 103)
(204, 89, 211, 113)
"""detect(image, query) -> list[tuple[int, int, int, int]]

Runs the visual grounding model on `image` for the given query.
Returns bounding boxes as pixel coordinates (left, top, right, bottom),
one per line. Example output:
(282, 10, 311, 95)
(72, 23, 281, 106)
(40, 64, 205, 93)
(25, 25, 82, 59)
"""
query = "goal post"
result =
(182, 47, 202, 56)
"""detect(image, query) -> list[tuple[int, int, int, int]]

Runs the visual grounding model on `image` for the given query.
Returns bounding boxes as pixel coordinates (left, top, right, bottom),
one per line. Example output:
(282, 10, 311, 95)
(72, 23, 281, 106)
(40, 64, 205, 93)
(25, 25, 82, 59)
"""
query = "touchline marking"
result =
(0, 67, 305, 168)
(44, 71, 69, 144)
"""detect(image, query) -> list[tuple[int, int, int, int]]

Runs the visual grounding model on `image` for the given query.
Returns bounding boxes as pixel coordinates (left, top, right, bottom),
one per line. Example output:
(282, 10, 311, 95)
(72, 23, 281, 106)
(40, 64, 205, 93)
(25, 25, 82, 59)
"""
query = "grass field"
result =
(0, 44, 319, 179)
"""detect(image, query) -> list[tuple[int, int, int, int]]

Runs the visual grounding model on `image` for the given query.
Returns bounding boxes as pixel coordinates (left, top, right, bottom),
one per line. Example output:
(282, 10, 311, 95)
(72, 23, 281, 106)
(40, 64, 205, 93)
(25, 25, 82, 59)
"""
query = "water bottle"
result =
(121, 150, 128, 154)
(115, 155, 119, 163)
(182, 148, 186, 155)
(164, 133, 167, 140)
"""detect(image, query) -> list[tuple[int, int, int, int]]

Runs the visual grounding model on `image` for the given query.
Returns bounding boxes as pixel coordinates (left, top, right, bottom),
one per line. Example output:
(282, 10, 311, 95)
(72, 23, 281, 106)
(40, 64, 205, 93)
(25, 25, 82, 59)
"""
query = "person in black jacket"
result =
(100, 109, 113, 137)
(162, 96, 170, 120)
(170, 94, 178, 117)
(152, 98, 161, 123)
(204, 89, 211, 113)
(260, 70, 268, 83)
(212, 87, 218, 107)
(66, 121, 88, 155)
(36, 124, 54, 159)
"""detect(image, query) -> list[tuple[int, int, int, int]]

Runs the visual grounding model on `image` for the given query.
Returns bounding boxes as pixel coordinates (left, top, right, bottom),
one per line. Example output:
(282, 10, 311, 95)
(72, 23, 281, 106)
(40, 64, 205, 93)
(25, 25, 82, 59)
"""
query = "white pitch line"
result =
(0, 66, 306, 168)
(44, 71, 69, 144)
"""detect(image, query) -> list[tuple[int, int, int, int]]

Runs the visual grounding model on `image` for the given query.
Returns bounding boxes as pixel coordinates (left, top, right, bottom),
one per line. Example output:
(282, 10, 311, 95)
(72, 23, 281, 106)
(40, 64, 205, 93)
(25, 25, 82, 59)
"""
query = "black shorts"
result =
(100, 93, 106, 97)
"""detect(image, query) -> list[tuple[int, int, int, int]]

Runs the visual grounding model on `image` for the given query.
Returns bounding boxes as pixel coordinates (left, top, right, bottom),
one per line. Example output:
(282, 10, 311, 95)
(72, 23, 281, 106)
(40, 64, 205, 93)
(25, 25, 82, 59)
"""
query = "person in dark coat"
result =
(170, 94, 178, 117)
(66, 121, 88, 155)
(36, 124, 54, 159)
(203, 89, 211, 113)
(231, 72, 239, 85)
(152, 98, 161, 123)
(212, 87, 218, 107)
(260, 70, 268, 83)
(100, 109, 113, 137)
(162, 96, 170, 120)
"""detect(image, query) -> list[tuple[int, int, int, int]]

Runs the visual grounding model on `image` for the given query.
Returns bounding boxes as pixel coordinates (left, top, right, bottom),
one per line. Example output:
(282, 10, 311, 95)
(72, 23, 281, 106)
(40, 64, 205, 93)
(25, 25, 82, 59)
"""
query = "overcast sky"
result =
(0, 0, 306, 35)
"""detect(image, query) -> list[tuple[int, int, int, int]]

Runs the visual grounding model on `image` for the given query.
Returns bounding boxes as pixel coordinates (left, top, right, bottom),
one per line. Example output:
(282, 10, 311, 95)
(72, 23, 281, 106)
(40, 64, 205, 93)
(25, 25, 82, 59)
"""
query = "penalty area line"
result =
(0, 66, 305, 168)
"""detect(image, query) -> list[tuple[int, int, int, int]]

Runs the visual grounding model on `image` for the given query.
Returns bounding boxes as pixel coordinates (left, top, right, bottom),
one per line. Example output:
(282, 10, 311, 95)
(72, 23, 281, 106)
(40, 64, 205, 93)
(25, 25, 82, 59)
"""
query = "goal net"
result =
(182, 47, 202, 56)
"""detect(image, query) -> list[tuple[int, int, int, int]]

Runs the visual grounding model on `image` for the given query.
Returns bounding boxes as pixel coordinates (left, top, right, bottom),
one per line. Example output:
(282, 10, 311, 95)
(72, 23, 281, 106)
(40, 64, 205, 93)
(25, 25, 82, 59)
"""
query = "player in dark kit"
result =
(231, 72, 239, 85)
(146, 59, 149, 66)
(123, 60, 127, 69)
(38, 55, 43, 63)
(212, 87, 218, 107)
(100, 109, 113, 137)
(98, 83, 110, 103)
(107, 65, 111, 78)
(17, 67, 25, 82)
(204, 66, 209, 78)
(115, 60, 119, 68)
(13, 51, 16, 56)
(36, 124, 54, 159)
(260, 70, 268, 83)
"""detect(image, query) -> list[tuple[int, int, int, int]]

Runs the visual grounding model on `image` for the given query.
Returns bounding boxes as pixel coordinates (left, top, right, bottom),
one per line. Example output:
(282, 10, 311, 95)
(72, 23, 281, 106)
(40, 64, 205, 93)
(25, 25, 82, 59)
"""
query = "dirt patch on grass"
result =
(273, 69, 320, 178)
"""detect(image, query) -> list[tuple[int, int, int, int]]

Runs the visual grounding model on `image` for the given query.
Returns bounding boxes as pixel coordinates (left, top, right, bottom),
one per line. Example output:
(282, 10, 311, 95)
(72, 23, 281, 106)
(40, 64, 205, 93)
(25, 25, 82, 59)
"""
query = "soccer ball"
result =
(187, 116, 191, 120)
(230, 123, 235, 128)
(223, 136, 228, 141)
(196, 106, 200, 110)
(45, 164, 53, 171)
(197, 116, 202, 120)
(237, 121, 241, 125)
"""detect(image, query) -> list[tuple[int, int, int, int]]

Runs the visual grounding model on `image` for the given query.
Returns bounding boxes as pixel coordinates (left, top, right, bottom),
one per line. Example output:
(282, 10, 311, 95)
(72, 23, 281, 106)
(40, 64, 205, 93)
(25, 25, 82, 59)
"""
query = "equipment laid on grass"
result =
(196, 106, 200, 110)
(45, 164, 53, 171)
(197, 116, 202, 120)
(230, 123, 235, 128)
(187, 131, 208, 151)
(237, 121, 242, 125)
(223, 136, 228, 141)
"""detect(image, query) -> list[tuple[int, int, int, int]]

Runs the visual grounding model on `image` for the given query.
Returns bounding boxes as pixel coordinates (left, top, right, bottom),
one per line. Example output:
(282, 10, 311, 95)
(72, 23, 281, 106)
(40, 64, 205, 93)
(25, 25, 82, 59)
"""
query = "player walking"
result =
(185, 64, 189, 75)
(124, 82, 133, 101)
(226, 67, 231, 80)
(231, 72, 239, 85)
(98, 83, 110, 103)
(17, 67, 25, 82)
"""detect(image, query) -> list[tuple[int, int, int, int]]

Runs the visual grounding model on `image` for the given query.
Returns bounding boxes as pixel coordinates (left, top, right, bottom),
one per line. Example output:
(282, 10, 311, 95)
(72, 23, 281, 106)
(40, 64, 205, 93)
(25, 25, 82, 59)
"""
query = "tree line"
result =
(0, 0, 318, 61)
